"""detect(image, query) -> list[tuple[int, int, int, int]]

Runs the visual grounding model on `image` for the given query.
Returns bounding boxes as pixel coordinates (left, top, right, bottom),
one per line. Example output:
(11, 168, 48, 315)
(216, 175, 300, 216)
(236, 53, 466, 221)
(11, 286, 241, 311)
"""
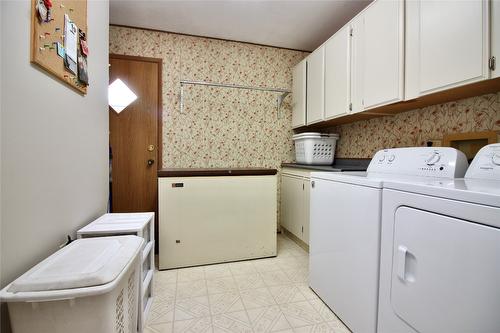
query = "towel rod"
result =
(180, 80, 290, 93)
(179, 80, 291, 116)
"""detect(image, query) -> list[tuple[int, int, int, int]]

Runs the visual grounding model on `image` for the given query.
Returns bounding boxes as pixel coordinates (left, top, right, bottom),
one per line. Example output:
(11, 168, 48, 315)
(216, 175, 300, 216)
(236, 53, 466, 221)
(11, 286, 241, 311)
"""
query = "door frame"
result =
(109, 54, 163, 168)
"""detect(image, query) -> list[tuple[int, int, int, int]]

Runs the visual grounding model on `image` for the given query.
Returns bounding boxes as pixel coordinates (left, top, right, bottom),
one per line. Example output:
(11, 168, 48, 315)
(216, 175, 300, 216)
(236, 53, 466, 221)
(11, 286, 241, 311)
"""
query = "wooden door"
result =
(325, 25, 351, 119)
(306, 46, 325, 124)
(109, 55, 161, 215)
(292, 59, 307, 128)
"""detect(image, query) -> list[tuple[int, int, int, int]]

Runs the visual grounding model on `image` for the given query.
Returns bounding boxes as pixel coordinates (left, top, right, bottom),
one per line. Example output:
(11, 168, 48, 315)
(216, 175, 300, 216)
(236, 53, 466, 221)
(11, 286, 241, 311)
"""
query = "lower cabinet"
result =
(280, 169, 310, 245)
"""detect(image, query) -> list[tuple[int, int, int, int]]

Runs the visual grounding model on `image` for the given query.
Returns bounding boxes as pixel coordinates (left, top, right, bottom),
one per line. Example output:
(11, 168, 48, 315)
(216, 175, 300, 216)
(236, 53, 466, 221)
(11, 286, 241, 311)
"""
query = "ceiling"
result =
(109, 0, 372, 52)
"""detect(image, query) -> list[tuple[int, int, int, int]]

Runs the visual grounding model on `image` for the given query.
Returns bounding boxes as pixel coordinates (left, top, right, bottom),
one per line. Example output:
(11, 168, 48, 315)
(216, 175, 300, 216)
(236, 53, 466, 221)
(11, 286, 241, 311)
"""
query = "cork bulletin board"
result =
(30, 0, 88, 94)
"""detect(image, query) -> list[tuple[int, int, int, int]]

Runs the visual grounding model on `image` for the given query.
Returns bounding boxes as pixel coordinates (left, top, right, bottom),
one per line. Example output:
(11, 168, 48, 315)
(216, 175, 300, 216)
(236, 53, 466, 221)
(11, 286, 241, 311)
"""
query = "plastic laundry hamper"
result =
(0, 236, 144, 333)
(293, 132, 339, 165)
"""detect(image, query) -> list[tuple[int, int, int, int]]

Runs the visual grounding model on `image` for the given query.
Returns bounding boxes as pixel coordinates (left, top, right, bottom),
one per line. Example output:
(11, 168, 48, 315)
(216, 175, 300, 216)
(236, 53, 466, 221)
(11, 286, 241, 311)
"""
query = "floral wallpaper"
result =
(332, 92, 500, 158)
(109, 26, 308, 169)
(109, 26, 500, 165)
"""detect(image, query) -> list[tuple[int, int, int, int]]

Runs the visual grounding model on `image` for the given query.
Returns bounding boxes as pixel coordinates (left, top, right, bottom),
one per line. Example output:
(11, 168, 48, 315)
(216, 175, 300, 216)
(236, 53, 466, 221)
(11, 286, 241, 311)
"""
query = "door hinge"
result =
(349, 103, 352, 111)
(302, 183, 304, 190)
(302, 226, 304, 233)
(489, 56, 496, 71)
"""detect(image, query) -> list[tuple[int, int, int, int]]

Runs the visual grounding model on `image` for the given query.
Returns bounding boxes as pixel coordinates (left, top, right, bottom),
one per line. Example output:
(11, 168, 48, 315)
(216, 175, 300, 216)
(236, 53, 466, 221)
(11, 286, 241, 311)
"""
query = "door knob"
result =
(147, 159, 155, 166)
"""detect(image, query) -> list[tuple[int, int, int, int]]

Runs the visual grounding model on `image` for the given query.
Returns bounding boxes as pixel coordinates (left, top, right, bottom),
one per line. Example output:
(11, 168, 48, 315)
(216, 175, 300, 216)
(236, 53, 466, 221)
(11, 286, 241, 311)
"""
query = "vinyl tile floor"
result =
(146, 233, 351, 333)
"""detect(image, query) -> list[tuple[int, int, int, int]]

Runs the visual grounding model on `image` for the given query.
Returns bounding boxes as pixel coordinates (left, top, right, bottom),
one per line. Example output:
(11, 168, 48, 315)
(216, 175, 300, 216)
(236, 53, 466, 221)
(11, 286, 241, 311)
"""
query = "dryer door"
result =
(391, 207, 500, 333)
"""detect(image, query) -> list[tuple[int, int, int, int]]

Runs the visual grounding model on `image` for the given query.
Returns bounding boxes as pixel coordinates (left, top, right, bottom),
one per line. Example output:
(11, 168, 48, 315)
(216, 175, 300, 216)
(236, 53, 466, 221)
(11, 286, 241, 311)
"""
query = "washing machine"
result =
(377, 143, 500, 333)
(309, 147, 468, 333)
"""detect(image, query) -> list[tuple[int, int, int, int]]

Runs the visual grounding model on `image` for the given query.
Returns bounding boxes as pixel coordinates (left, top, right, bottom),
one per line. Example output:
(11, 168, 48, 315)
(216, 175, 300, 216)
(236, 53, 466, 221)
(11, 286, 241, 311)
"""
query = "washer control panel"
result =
(465, 144, 500, 180)
(367, 147, 469, 178)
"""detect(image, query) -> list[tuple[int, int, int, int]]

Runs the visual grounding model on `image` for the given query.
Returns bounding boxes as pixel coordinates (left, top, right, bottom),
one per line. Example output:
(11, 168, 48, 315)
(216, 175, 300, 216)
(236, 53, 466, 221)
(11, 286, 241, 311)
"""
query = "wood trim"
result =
(303, 77, 500, 129)
(109, 53, 163, 64)
(110, 24, 312, 53)
(158, 168, 278, 177)
(157, 60, 163, 169)
(109, 53, 163, 170)
(442, 131, 498, 147)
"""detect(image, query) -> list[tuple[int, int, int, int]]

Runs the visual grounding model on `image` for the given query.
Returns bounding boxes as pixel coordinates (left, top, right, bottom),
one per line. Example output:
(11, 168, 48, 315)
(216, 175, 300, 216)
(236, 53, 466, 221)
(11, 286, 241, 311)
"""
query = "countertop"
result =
(158, 168, 278, 177)
(282, 158, 370, 172)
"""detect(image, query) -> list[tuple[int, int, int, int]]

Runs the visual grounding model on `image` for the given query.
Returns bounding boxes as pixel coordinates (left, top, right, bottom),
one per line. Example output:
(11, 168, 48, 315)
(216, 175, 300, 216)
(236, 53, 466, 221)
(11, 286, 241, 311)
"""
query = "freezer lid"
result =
(7, 236, 143, 293)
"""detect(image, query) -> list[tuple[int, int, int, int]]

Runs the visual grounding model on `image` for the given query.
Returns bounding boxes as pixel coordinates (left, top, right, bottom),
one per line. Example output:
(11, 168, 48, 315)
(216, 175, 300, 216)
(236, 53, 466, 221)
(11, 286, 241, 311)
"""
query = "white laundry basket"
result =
(293, 132, 339, 165)
(0, 236, 144, 333)
(77, 212, 155, 333)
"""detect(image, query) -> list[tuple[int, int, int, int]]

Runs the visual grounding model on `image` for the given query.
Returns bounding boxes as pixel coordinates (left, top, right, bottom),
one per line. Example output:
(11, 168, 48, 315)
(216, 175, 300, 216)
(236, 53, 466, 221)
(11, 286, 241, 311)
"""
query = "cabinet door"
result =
(325, 26, 351, 119)
(492, 0, 500, 79)
(281, 175, 304, 238)
(406, 0, 489, 99)
(351, 0, 404, 113)
(292, 59, 307, 128)
(306, 46, 325, 124)
(350, 15, 365, 114)
(301, 178, 311, 245)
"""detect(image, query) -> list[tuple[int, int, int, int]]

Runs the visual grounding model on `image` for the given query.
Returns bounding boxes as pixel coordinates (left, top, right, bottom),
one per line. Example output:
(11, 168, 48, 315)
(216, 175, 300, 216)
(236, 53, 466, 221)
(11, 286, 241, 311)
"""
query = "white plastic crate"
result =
(77, 213, 155, 332)
(0, 236, 143, 333)
(293, 132, 339, 165)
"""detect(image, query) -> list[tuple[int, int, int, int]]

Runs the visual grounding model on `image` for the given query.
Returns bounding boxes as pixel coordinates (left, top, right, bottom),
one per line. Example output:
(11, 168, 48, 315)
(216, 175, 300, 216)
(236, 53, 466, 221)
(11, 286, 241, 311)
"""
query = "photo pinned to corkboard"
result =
(31, 0, 88, 94)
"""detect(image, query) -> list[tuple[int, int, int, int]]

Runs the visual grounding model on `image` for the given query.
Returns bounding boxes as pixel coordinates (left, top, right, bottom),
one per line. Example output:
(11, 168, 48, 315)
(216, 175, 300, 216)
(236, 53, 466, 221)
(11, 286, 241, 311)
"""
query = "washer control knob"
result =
(492, 153, 500, 166)
(378, 155, 386, 162)
(426, 152, 441, 166)
(388, 154, 396, 162)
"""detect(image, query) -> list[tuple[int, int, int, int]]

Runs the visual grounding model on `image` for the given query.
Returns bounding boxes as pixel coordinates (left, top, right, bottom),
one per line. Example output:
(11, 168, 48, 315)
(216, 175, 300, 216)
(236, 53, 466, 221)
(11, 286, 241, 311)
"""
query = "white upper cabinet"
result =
(492, 0, 499, 78)
(290, 0, 497, 127)
(350, 14, 364, 114)
(324, 25, 351, 119)
(351, 0, 404, 113)
(362, 0, 404, 109)
(306, 46, 325, 124)
(292, 59, 307, 128)
(405, 0, 490, 99)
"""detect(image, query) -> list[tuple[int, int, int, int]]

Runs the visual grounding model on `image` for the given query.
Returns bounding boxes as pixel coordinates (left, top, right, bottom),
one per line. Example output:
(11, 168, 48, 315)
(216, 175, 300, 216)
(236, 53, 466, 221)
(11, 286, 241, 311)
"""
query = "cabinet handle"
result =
(489, 56, 496, 71)
(311, 181, 315, 188)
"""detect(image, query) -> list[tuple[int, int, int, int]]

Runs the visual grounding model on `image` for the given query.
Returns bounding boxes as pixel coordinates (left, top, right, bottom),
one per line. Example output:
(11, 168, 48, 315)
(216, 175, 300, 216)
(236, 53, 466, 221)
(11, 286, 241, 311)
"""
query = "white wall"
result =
(0, 0, 109, 330)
